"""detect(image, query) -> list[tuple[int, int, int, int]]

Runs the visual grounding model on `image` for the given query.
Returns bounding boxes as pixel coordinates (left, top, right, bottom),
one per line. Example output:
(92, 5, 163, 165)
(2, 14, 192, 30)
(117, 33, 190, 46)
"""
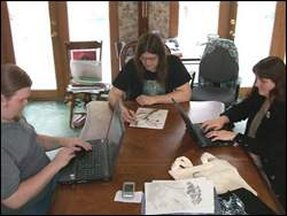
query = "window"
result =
(177, 1, 220, 81)
(178, 1, 220, 58)
(234, 2, 276, 87)
(67, 2, 111, 83)
(7, 1, 57, 90)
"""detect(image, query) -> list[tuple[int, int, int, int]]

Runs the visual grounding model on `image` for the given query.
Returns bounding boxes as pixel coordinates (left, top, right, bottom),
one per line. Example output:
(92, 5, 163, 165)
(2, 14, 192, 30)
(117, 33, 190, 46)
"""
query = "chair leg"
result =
(84, 93, 92, 105)
(70, 94, 75, 128)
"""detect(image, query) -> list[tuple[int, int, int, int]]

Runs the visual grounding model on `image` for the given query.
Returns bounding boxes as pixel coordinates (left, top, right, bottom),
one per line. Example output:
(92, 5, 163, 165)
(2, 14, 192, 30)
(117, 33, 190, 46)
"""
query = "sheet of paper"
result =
(114, 190, 143, 203)
(144, 177, 214, 215)
(129, 108, 168, 129)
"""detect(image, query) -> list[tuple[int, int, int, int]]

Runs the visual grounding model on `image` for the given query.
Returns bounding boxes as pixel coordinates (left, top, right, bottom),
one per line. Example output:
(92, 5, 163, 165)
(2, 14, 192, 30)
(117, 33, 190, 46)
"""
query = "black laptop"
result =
(58, 104, 125, 184)
(171, 98, 234, 147)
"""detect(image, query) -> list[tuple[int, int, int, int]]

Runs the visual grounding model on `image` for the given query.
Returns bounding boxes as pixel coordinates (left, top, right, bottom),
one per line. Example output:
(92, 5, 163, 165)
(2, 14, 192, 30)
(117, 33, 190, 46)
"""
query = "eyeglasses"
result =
(139, 55, 158, 62)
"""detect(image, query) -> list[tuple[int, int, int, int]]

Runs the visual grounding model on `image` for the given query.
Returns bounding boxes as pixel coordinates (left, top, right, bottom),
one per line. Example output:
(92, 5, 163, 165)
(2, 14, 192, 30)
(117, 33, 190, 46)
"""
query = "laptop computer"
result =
(58, 104, 125, 184)
(171, 98, 234, 147)
(70, 60, 102, 83)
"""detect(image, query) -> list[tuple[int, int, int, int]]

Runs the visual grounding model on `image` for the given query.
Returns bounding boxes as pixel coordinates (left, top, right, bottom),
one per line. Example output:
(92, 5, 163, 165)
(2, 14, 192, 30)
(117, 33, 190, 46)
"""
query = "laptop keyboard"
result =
(191, 124, 234, 147)
(76, 142, 110, 181)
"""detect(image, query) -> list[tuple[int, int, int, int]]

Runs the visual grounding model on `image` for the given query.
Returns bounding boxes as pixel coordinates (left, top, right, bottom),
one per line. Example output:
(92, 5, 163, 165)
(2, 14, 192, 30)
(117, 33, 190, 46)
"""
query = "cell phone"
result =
(122, 181, 135, 199)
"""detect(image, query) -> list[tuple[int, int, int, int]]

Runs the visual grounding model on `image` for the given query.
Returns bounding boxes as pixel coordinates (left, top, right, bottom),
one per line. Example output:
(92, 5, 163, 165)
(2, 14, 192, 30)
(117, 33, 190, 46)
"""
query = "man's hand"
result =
(51, 147, 77, 169)
(59, 137, 92, 151)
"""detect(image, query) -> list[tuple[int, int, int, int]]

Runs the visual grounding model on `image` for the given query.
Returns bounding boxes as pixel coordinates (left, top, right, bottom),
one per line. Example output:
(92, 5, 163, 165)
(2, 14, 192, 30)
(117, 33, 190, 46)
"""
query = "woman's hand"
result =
(120, 104, 136, 123)
(201, 116, 230, 132)
(205, 130, 237, 142)
(136, 95, 156, 106)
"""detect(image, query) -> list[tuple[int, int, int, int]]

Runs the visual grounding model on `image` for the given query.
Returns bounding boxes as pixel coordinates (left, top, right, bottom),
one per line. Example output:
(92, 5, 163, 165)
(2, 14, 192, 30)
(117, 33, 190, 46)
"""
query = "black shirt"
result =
(112, 55, 191, 100)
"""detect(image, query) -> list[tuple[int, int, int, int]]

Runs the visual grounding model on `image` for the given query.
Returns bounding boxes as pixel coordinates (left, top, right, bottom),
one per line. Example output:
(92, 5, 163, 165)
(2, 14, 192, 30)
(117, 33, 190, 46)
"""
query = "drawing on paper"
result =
(129, 108, 168, 129)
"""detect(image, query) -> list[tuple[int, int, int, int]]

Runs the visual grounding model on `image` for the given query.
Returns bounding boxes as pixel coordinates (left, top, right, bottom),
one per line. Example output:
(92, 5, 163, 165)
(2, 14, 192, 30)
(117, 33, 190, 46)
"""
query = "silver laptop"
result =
(58, 104, 125, 184)
(171, 98, 234, 147)
(70, 60, 102, 82)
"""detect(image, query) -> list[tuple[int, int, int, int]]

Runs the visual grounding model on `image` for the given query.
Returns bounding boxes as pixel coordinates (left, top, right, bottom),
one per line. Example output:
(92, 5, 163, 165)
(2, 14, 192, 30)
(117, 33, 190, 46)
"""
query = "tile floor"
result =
(23, 101, 83, 160)
(23, 101, 81, 137)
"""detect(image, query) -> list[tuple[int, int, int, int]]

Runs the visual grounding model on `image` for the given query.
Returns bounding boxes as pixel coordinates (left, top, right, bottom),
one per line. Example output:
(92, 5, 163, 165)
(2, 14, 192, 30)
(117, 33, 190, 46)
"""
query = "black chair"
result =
(191, 38, 240, 108)
(180, 58, 201, 91)
(119, 40, 138, 70)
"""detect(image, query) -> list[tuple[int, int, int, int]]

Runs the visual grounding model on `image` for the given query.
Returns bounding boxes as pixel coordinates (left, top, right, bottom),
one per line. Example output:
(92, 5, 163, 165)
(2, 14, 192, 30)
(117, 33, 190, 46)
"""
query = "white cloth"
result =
(168, 152, 257, 196)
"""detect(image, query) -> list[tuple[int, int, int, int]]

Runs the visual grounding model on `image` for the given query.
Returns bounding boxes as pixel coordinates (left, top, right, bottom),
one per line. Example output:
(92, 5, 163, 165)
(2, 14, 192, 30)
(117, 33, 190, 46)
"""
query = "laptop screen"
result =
(105, 103, 125, 157)
(70, 60, 102, 81)
(171, 98, 200, 142)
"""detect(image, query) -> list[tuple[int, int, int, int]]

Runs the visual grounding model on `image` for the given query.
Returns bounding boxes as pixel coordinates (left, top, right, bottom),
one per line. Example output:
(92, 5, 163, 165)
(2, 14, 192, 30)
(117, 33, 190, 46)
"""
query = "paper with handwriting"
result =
(129, 108, 168, 129)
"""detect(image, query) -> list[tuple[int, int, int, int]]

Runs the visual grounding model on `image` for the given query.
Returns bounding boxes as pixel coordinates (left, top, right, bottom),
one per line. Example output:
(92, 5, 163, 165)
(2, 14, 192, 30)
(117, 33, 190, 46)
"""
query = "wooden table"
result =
(50, 101, 283, 214)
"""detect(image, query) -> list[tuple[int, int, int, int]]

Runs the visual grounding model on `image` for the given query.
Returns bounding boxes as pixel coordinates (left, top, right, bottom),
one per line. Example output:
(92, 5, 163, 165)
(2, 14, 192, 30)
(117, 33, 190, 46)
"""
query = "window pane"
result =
(67, 2, 111, 83)
(178, 1, 220, 58)
(178, 2, 219, 81)
(234, 1, 276, 87)
(7, 1, 57, 90)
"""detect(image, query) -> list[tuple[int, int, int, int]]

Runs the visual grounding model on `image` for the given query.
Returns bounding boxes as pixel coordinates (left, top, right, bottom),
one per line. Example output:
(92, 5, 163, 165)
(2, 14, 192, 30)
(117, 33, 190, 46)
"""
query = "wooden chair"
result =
(64, 40, 108, 128)
(119, 40, 138, 70)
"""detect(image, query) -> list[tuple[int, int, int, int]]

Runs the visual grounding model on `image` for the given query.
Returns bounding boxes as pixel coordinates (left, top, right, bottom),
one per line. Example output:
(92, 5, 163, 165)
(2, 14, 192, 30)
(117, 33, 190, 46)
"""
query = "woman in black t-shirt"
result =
(109, 33, 192, 123)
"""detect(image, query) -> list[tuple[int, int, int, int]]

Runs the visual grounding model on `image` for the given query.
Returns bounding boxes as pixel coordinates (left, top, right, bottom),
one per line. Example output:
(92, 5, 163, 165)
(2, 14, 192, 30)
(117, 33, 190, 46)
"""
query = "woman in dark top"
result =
(109, 32, 192, 123)
(201, 56, 286, 210)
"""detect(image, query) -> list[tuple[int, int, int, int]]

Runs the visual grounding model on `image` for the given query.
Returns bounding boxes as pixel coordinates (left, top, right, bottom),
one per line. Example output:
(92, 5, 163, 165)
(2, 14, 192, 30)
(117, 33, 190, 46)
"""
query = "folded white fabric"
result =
(170, 156, 193, 170)
(168, 152, 257, 196)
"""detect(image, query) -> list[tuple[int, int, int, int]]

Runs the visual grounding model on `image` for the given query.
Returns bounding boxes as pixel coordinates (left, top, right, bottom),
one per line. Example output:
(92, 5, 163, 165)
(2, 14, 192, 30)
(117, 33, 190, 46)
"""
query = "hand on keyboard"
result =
(201, 116, 230, 132)
(75, 147, 88, 158)
(205, 130, 236, 142)
(202, 127, 214, 135)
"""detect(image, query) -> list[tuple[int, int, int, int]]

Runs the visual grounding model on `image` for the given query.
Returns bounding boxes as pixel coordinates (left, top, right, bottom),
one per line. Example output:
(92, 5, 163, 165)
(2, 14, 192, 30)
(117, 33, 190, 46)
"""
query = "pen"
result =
(143, 109, 160, 120)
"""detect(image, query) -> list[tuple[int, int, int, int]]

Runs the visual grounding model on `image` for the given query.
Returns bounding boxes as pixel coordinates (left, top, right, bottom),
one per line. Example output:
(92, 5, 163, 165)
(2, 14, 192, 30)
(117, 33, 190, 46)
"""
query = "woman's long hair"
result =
(134, 33, 168, 86)
(251, 56, 286, 102)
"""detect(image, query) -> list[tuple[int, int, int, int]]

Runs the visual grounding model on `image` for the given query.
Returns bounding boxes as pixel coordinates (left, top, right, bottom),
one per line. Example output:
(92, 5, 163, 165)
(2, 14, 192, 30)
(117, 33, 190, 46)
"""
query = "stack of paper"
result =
(144, 177, 215, 215)
(66, 83, 108, 93)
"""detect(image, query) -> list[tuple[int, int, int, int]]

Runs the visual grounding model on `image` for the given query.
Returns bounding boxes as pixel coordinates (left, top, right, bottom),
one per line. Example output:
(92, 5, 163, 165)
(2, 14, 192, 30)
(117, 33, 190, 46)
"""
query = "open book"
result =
(144, 177, 215, 215)
(129, 108, 168, 130)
